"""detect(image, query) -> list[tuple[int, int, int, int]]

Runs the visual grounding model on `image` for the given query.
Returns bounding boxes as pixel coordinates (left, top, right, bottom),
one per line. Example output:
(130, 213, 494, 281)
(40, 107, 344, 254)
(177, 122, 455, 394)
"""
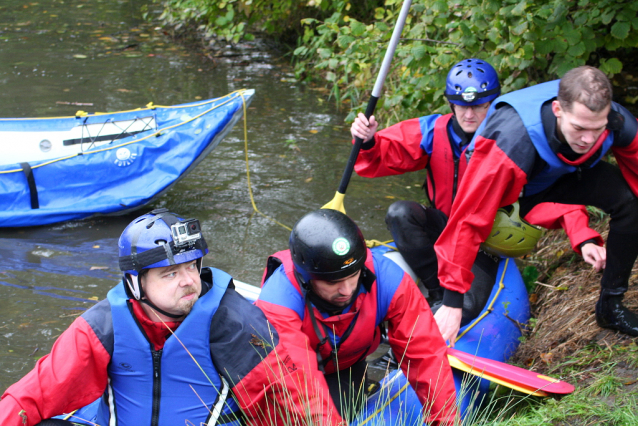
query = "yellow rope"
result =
(0, 90, 249, 174)
(357, 381, 412, 425)
(240, 91, 292, 232)
(454, 257, 509, 343)
(0, 89, 249, 121)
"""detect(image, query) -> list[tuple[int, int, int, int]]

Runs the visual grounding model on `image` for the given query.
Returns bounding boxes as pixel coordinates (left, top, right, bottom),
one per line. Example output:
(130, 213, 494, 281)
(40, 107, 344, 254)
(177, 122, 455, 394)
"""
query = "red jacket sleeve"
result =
(0, 317, 110, 426)
(435, 136, 527, 294)
(386, 275, 458, 425)
(248, 300, 344, 426)
(354, 118, 430, 178)
(524, 203, 603, 254)
(612, 123, 638, 197)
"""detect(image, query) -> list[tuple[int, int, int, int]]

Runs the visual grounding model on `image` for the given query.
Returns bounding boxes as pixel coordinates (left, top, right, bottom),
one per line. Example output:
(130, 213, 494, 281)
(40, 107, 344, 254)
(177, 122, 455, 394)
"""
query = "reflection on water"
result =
(0, 0, 417, 391)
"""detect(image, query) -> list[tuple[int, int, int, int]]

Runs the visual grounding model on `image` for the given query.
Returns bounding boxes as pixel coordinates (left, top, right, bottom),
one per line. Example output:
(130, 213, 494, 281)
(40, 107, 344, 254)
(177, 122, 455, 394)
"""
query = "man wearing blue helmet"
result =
(435, 66, 638, 342)
(351, 59, 605, 326)
(0, 209, 343, 426)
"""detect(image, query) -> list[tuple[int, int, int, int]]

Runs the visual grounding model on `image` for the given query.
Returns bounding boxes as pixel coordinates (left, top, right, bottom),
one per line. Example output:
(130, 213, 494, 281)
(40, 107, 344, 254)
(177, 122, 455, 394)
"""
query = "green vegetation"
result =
(484, 342, 638, 426)
(156, 0, 638, 124)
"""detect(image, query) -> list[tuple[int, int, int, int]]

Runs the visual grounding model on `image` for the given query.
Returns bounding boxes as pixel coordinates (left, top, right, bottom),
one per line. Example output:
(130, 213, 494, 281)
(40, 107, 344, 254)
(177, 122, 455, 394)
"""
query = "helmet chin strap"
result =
(139, 298, 185, 320)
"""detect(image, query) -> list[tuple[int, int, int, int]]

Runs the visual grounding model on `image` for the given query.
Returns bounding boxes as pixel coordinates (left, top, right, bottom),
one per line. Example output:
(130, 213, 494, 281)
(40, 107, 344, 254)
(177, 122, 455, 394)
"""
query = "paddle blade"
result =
(447, 354, 548, 397)
(448, 348, 575, 395)
(322, 191, 346, 214)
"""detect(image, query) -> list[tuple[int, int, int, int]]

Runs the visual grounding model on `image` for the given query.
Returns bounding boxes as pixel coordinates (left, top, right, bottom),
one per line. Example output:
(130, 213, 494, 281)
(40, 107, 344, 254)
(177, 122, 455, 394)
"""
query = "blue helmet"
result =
(118, 208, 208, 299)
(444, 59, 500, 106)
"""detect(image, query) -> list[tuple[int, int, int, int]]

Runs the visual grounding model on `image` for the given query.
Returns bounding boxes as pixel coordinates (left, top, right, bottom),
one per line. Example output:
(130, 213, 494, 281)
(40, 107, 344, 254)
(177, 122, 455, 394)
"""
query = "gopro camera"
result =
(171, 219, 202, 247)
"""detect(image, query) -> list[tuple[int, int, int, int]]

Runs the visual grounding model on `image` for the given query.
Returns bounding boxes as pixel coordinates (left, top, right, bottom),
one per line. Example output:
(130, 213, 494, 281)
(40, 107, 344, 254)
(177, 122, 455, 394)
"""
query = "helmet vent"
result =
(154, 239, 167, 246)
(467, 72, 473, 79)
(146, 221, 155, 229)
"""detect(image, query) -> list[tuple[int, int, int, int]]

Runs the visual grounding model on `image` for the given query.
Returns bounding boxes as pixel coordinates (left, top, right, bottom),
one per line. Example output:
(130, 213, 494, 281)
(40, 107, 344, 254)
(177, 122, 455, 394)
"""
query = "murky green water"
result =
(0, 0, 417, 391)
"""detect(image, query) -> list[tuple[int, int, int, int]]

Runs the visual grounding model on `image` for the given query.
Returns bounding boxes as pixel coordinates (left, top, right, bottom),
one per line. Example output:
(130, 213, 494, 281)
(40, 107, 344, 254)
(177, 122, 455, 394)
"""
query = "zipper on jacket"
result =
(452, 157, 460, 202)
(151, 349, 163, 426)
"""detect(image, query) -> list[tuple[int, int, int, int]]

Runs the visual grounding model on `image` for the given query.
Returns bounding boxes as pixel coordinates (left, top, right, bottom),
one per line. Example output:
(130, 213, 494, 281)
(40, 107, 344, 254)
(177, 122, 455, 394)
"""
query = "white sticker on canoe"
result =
(114, 147, 137, 166)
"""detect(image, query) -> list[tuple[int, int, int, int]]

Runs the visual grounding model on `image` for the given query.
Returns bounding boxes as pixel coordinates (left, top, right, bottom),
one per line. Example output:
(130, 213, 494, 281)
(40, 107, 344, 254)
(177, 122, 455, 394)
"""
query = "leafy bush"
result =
(156, 0, 383, 44)
(293, 0, 638, 124)
(156, 0, 638, 124)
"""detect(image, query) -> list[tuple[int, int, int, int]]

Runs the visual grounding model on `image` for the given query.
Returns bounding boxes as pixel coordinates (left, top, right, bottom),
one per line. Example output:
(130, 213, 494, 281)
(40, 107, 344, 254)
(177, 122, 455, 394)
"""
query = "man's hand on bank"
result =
(581, 243, 606, 271)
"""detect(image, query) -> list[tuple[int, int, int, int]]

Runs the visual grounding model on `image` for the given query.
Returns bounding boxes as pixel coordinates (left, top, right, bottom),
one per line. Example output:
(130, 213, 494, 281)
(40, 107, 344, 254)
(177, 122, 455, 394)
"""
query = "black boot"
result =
(595, 230, 638, 337)
(595, 294, 638, 337)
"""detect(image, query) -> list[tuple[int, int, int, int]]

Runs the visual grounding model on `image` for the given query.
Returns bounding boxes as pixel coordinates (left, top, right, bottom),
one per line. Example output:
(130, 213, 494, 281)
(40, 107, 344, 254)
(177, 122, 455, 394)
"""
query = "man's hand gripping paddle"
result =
(322, 0, 413, 214)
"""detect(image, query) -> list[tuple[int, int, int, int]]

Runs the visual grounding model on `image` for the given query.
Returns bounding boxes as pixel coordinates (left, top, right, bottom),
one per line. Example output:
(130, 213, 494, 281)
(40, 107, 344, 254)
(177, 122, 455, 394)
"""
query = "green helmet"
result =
(481, 202, 543, 258)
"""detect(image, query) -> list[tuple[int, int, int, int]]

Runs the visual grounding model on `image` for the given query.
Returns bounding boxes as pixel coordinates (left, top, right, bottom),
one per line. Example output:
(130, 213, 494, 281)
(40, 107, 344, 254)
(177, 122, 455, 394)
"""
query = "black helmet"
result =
(289, 209, 367, 283)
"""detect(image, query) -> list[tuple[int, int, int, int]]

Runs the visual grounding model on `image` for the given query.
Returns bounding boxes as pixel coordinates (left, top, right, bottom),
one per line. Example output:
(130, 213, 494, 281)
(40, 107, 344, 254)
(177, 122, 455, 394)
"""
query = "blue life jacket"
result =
(494, 80, 614, 195)
(97, 268, 242, 426)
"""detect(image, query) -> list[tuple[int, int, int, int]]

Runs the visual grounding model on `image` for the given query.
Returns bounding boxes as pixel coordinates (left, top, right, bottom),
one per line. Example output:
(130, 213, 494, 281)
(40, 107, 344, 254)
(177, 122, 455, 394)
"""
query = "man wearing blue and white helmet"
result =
(0, 209, 343, 426)
(350, 59, 604, 329)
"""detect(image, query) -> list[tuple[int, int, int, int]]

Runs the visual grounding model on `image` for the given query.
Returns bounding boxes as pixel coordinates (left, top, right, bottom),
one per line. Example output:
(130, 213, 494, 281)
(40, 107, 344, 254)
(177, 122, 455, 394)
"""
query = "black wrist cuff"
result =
(442, 289, 464, 308)
(361, 137, 376, 150)
(578, 238, 598, 250)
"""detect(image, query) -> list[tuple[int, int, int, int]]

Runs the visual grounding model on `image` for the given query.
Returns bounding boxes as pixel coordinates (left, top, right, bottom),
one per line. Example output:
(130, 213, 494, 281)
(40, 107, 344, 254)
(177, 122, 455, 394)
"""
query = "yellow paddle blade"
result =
(322, 191, 346, 214)
(447, 354, 548, 397)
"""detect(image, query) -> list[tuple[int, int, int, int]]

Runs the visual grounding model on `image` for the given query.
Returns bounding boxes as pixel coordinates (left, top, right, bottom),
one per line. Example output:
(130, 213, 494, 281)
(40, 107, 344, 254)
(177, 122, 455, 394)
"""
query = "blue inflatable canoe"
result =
(0, 89, 254, 227)
(56, 247, 529, 425)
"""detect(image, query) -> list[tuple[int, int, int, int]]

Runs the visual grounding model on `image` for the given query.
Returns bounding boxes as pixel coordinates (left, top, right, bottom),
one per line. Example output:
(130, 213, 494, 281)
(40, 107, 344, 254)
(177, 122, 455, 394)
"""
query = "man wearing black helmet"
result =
(351, 58, 605, 326)
(256, 209, 458, 426)
(0, 209, 343, 426)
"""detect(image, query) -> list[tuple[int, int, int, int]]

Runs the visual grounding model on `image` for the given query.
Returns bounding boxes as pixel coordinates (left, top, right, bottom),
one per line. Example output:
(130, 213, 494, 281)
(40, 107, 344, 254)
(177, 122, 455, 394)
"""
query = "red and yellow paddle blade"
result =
(448, 348, 575, 396)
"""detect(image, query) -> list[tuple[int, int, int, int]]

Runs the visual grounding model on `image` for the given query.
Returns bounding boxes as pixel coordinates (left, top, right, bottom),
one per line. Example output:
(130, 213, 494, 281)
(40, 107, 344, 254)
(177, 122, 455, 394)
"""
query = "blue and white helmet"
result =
(118, 208, 208, 300)
(444, 59, 500, 106)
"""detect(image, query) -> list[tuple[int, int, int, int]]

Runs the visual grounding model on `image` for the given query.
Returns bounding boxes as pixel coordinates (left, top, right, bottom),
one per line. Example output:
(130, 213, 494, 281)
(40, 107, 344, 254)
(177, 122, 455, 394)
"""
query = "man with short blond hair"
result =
(434, 66, 638, 342)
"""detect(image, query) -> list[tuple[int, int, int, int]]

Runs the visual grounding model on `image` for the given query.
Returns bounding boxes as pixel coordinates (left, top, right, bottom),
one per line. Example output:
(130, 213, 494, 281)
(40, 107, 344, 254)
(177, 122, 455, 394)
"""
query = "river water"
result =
(0, 0, 416, 391)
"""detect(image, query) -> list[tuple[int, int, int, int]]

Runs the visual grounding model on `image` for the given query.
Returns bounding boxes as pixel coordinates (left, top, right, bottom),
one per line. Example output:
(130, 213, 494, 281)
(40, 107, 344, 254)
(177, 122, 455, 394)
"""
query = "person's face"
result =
(552, 100, 610, 154)
(453, 102, 490, 133)
(141, 260, 201, 322)
(311, 270, 361, 308)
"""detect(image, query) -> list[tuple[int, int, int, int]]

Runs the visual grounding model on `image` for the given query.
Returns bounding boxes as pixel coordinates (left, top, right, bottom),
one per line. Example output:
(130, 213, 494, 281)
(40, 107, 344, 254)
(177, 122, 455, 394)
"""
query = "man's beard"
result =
(176, 290, 199, 315)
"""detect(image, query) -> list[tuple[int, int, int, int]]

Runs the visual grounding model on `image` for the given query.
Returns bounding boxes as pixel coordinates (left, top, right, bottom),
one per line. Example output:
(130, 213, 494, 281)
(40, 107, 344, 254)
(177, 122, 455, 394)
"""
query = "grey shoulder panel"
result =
(209, 288, 278, 384)
(81, 298, 114, 356)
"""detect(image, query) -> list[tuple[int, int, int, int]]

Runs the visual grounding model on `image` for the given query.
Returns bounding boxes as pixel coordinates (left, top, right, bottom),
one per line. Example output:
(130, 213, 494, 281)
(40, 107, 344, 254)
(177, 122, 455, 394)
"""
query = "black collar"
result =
(451, 116, 474, 148)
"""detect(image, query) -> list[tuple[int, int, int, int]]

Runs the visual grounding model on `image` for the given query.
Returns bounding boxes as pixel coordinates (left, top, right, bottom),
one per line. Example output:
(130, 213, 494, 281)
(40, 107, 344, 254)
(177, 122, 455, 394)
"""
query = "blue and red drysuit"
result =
(354, 112, 602, 310)
(0, 267, 343, 426)
(434, 80, 638, 301)
(256, 249, 458, 426)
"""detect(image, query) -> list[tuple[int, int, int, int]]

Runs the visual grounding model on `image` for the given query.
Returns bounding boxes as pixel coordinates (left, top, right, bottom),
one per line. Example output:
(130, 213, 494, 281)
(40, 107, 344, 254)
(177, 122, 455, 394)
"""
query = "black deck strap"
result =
(19, 162, 39, 209)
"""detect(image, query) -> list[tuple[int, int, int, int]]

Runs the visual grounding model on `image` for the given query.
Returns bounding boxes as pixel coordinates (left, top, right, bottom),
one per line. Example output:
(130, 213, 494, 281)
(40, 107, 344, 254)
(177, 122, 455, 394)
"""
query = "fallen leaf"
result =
(90, 266, 108, 270)
(309, 129, 318, 134)
(73, 54, 87, 59)
(540, 352, 553, 364)
(88, 296, 99, 301)
(93, 245, 100, 249)
(305, 177, 313, 183)
(529, 293, 538, 304)
(116, 88, 131, 93)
